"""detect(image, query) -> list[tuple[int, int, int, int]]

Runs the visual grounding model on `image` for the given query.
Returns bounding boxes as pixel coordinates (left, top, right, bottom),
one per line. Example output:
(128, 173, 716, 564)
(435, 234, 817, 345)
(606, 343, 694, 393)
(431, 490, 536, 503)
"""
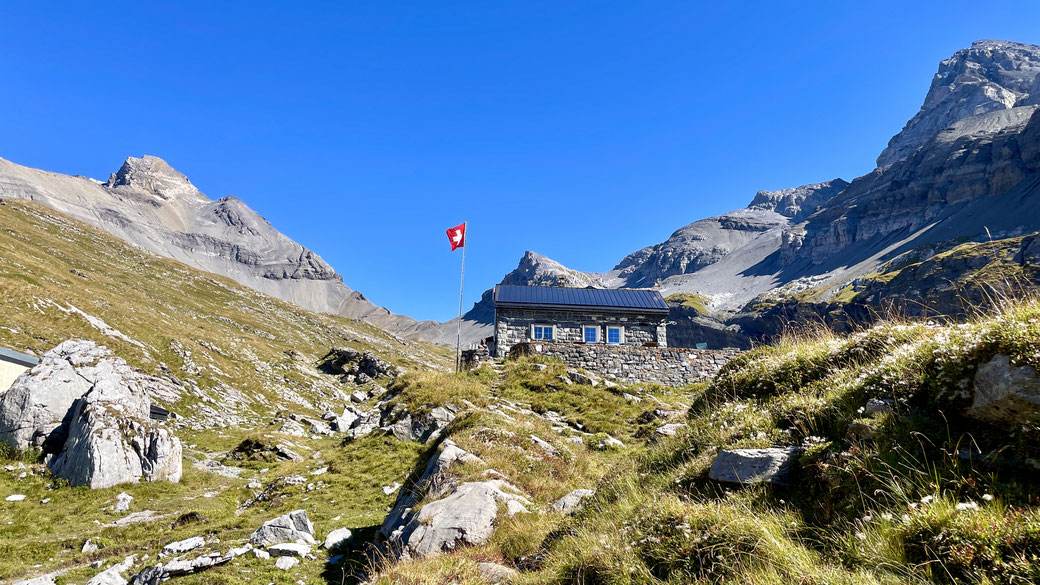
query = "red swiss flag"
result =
(446, 222, 466, 251)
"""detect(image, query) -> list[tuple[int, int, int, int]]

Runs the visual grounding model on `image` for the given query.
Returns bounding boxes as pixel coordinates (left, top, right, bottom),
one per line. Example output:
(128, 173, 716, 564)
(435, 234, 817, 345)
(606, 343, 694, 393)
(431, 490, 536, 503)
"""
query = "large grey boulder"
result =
(394, 480, 532, 558)
(382, 439, 521, 559)
(0, 340, 106, 451)
(0, 340, 181, 489)
(709, 447, 800, 485)
(47, 355, 182, 489)
(250, 509, 316, 546)
(970, 354, 1040, 424)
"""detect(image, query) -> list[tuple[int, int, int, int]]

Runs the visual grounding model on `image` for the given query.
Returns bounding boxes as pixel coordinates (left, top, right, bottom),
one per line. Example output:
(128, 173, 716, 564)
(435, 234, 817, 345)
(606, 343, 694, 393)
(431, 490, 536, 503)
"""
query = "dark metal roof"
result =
(0, 347, 38, 368)
(493, 285, 669, 314)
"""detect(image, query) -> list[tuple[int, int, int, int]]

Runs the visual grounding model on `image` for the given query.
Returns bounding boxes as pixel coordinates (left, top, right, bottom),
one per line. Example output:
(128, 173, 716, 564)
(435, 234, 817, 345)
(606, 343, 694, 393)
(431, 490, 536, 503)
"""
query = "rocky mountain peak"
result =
(502, 251, 604, 288)
(105, 155, 206, 202)
(877, 39, 1040, 167)
(747, 179, 849, 220)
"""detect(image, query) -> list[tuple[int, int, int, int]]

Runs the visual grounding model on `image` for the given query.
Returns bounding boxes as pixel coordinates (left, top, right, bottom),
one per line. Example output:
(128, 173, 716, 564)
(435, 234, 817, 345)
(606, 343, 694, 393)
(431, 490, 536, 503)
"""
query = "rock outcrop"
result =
(878, 40, 1040, 167)
(970, 354, 1040, 423)
(250, 509, 317, 546)
(380, 439, 531, 559)
(708, 447, 799, 485)
(0, 340, 182, 489)
(321, 347, 399, 382)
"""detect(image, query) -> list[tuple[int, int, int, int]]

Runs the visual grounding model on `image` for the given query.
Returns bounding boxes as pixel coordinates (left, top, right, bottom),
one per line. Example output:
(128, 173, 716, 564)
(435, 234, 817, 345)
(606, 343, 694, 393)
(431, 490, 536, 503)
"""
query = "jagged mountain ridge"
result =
(435, 39, 1040, 348)
(0, 155, 437, 335)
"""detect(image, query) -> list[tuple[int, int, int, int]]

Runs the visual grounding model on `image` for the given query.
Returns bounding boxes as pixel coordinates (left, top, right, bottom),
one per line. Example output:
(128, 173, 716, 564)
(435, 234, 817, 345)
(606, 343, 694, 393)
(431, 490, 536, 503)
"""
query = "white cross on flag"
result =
(446, 223, 466, 251)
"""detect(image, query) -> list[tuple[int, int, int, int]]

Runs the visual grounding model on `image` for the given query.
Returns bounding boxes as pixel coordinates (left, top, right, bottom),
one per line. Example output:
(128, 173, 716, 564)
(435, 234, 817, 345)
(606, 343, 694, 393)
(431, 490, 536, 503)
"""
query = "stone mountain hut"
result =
(0, 346, 38, 392)
(492, 284, 669, 358)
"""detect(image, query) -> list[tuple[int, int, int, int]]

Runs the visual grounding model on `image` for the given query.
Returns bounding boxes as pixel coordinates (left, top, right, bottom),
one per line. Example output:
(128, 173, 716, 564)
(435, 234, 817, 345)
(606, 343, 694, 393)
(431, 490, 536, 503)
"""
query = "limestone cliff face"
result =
(0, 155, 431, 330)
(789, 106, 1040, 266)
(878, 40, 1040, 167)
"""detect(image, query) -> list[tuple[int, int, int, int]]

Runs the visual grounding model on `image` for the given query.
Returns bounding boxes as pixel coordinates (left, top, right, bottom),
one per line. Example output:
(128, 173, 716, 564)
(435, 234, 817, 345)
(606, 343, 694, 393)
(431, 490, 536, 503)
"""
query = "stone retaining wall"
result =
(509, 342, 741, 386)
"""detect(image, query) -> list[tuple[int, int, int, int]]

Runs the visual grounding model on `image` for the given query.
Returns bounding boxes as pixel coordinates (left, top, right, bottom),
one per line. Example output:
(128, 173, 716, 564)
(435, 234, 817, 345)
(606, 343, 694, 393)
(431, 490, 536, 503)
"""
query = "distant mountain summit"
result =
(0, 155, 435, 334)
(878, 39, 1040, 167)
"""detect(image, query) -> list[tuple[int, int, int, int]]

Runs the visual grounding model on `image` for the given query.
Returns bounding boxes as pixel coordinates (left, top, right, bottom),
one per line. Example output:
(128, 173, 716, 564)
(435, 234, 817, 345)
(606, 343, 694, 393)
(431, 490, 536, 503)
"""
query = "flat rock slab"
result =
(708, 447, 800, 486)
(161, 536, 205, 556)
(267, 542, 311, 557)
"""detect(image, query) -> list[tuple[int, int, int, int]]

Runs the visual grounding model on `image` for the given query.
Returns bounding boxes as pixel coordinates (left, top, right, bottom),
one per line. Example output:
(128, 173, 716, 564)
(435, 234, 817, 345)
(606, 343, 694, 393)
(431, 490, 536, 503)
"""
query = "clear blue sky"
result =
(2, 2, 1039, 321)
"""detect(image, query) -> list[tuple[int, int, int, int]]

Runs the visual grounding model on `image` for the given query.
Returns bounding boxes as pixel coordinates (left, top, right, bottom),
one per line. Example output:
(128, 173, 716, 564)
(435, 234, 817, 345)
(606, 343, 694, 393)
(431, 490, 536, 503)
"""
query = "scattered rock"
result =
(595, 435, 625, 450)
(113, 492, 133, 513)
(13, 572, 62, 585)
(530, 435, 560, 456)
(323, 527, 352, 550)
(322, 347, 398, 381)
(970, 354, 1040, 424)
(252, 549, 270, 560)
(82, 539, 99, 553)
(708, 447, 800, 486)
(382, 482, 401, 495)
(84, 556, 135, 585)
(250, 509, 316, 546)
(654, 423, 686, 437)
(275, 443, 304, 462)
(161, 536, 205, 557)
(267, 543, 311, 558)
(505, 499, 529, 517)
(847, 421, 878, 441)
(551, 489, 595, 514)
(478, 561, 519, 584)
(863, 398, 894, 416)
(385, 404, 458, 443)
(566, 369, 598, 386)
(6, 494, 26, 502)
(275, 557, 299, 570)
(225, 544, 252, 558)
(105, 510, 163, 528)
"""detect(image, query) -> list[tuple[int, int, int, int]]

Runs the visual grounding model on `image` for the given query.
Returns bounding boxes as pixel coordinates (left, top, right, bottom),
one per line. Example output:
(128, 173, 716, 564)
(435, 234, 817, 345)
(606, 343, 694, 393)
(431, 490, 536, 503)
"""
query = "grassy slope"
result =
(370, 302, 1040, 585)
(0, 199, 452, 583)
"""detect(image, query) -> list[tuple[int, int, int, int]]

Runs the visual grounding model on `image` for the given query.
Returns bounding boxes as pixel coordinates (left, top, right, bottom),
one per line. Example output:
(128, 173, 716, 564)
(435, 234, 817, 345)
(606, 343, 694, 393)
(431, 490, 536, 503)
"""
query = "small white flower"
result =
(855, 531, 866, 541)
(862, 514, 873, 523)
(920, 495, 934, 505)
(955, 501, 979, 512)
(881, 513, 893, 521)
(982, 494, 993, 501)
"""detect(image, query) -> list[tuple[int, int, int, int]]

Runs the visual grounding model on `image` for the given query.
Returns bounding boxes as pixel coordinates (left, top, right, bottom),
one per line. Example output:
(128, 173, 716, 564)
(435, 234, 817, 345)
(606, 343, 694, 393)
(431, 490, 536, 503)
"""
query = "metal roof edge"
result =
(0, 347, 39, 368)
(493, 301, 670, 314)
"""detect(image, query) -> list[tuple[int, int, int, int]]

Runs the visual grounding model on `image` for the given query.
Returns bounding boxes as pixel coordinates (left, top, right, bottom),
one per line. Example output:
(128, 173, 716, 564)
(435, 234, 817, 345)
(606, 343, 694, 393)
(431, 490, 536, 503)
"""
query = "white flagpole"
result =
(456, 221, 467, 374)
